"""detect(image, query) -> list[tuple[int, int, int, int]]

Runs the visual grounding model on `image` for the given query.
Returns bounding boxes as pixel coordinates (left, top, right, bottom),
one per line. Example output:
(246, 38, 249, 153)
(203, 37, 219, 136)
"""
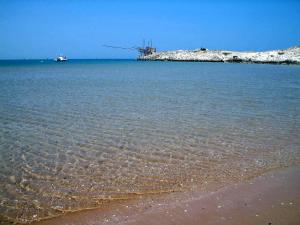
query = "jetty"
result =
(139, 46, 300, 64)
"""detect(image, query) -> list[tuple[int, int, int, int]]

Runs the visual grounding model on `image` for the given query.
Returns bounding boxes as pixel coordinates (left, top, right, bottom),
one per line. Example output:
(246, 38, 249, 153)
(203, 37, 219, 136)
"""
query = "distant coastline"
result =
(139, 46, 300, 64)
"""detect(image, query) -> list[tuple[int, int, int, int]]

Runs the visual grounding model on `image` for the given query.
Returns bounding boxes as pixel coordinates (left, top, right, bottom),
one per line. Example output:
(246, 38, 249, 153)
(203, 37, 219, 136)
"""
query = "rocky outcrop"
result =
(139, 46, 300, 64)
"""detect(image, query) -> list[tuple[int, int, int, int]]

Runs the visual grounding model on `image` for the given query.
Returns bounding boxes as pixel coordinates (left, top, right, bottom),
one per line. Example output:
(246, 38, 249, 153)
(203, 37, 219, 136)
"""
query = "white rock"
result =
(140, 46, 300, 64)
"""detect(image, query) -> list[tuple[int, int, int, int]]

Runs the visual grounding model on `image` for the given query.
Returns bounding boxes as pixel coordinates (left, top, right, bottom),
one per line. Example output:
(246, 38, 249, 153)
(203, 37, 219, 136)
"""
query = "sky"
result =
(0, 0, 299, 59)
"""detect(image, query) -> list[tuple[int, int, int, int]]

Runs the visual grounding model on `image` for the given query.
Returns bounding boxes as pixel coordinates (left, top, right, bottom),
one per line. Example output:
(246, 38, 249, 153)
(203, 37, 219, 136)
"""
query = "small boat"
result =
(55, 56, 67, 62)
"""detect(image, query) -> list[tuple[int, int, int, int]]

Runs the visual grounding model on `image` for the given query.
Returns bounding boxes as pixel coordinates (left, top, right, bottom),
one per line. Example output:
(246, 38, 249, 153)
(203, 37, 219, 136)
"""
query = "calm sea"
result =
(0, 60, 300, 223)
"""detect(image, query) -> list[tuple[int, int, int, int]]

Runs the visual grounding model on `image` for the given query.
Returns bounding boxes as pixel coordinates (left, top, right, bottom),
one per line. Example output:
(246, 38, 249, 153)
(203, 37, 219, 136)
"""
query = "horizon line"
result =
(0, 58, 137, 61)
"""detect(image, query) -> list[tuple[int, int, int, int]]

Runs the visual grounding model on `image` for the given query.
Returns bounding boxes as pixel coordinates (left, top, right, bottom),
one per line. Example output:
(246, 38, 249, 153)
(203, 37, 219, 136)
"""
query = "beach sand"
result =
(31, 165, 300, 225)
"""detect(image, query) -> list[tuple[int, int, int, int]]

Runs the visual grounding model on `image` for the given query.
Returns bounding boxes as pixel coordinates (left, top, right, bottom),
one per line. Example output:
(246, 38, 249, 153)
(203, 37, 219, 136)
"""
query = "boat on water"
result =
(55, 56, 67, 62)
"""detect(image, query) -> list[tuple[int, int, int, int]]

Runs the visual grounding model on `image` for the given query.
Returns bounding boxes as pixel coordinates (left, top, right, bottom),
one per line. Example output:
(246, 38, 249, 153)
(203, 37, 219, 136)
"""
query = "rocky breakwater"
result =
(139, 46, 300, 64)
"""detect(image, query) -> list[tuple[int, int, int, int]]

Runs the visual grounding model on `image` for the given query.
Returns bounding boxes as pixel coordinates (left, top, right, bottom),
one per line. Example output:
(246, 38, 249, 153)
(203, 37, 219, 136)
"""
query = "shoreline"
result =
(30, 165, 300, 225)
(139, 58, 300, 65)
(139, 46, 300, 65)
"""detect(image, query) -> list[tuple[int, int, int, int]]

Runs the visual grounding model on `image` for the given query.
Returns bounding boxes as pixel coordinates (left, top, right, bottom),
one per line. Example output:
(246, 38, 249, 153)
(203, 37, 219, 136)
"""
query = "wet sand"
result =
(31, 165, 300, 225)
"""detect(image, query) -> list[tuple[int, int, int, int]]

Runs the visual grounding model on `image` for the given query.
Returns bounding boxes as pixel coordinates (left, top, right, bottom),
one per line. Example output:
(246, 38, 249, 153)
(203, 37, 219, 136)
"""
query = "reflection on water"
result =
(0, 60, 300, 223)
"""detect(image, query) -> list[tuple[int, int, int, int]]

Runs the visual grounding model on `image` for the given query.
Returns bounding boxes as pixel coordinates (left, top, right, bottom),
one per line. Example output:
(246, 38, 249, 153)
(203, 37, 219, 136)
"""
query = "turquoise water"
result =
(0, 60, 300, 223)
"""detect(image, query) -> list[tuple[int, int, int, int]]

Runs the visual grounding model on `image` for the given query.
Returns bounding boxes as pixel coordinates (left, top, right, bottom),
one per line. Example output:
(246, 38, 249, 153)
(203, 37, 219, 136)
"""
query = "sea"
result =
(0, 60, 299, 223)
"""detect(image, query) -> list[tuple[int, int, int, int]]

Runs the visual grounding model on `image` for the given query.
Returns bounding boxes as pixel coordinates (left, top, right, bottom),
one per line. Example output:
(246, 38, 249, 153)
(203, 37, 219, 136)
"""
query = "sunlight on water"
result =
(0, 60, 300, 223)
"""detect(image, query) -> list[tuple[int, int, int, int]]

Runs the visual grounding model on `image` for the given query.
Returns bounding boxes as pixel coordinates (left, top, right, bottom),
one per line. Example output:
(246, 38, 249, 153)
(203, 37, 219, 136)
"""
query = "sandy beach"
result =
(30, 165, 300, 225)
(1, 1, 300, 225)
(1, 61, 299, 225)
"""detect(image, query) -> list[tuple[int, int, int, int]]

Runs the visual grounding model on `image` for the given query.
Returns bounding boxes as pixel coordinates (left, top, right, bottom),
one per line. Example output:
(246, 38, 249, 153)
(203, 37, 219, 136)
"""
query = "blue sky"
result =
(0, 0, 299, 59)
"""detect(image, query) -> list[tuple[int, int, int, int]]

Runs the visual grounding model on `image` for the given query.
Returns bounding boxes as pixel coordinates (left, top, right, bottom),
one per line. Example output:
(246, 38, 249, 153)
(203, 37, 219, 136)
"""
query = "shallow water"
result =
(0, 60, 300, 223)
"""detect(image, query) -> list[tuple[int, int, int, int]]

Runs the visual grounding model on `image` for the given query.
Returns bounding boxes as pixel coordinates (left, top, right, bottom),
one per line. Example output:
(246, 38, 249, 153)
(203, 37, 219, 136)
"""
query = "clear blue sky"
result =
(0, 0, 299, 59)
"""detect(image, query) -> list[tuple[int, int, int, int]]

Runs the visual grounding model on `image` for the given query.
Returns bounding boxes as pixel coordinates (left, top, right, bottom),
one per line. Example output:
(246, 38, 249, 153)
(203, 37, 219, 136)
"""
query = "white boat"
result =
(55, 56, 67, 62)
